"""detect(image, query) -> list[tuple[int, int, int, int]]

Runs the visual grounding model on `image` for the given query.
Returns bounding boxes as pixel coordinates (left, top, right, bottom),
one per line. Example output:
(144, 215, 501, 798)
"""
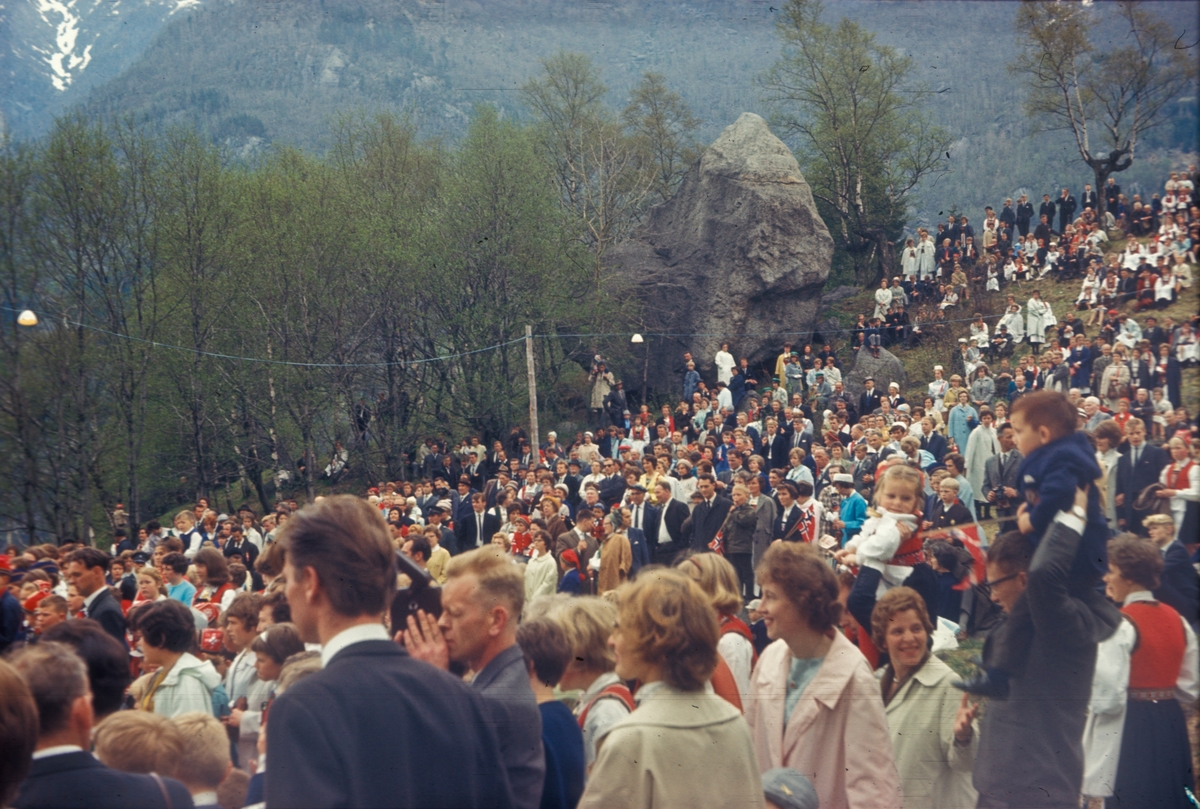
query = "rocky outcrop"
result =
(844, 347, 907, 403)
(606, 112, 832, 396)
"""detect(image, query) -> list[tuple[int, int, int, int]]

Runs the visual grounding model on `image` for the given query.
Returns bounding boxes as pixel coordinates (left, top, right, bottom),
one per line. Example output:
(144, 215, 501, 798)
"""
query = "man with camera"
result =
(983, 422, 1022, 532)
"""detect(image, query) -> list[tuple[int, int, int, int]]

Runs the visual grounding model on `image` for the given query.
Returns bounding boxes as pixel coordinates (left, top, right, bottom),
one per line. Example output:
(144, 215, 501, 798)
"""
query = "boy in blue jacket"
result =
(956, 390, 1114, 698)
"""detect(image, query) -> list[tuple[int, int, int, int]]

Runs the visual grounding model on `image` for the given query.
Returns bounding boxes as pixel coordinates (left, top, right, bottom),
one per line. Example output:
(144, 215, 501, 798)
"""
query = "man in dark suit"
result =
(625, 486, 656, 574)
(10, 642, 194, 809)
(64, 548, 126, 648)
(1057, 187, 1077, 232)
(689, 475, 732, 552)
(597, 459, 626, 509)
(858, 377, 882, 418)
(918, 417, 948, 463)
(1080, 183, 1098, 213)
(759, 419, 789, 470)
(464, 451, 486, 491)
(267, 496, 515, 809)
(1038, 194, 1057, 228)
(406, 546, 544, 809)
(652, 481, 690, 564)
(1104, 177, 1121, 211)
(1115, 419, 1168, 534)
(456, 492, 502, 551)
(1015, 194, 1034, 237)
(983, 424, 1022, 532)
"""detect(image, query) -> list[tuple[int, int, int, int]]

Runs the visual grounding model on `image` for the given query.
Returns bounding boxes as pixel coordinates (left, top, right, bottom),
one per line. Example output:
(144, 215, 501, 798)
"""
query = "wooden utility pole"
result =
(525, 325, 540, 452)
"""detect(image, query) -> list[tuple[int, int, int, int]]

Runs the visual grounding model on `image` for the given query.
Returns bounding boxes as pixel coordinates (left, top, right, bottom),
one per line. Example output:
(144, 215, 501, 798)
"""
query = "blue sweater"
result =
(538, 701, 585, 809)
(1016, 430, 1108, 576)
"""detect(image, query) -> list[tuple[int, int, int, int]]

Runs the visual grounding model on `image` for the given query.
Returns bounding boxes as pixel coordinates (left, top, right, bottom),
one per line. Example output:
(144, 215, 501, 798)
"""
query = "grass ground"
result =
(823, 237, 1200, 407)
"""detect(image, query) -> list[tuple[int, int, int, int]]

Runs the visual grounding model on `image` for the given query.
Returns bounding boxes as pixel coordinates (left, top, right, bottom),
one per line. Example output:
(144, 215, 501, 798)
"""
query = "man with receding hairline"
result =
(405, 546, 545, 809)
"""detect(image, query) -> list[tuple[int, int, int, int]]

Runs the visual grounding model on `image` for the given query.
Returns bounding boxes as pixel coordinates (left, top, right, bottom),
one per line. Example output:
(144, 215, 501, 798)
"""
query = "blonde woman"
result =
(578, 570, 762, 809)
(943, 375, 967, 412)
(677, 552, 754, 703)
(1156, 436, 1200, 543)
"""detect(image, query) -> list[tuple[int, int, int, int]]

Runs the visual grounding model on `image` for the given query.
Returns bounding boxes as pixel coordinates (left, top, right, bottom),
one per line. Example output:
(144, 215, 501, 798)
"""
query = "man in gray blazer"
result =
(983, 423, 1022, 531)
(407, 546, 545, 809)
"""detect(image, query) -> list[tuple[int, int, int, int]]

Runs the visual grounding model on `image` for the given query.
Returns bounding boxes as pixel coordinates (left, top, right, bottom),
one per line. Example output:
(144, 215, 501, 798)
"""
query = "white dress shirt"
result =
(319, 622, 391, 667)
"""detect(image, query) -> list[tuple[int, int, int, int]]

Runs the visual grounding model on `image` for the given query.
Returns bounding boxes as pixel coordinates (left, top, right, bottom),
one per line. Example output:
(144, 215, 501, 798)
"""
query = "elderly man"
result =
(406, 547, 545, 809)
(268, 497, 514, 808)
(1082, 397, 1111, 431)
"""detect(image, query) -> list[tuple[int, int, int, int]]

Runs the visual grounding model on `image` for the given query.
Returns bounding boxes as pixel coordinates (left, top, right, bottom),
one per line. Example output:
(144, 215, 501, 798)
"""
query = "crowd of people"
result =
(0, 173, 1197, 809)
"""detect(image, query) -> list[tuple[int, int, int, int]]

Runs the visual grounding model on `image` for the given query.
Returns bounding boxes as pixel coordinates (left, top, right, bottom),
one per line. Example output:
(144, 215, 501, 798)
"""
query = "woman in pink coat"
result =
(746, 542, 902, 809)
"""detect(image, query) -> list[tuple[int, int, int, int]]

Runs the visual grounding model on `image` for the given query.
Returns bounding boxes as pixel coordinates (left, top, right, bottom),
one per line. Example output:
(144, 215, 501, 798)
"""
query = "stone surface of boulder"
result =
(606, 112, 833, 395)
(844, 347, 908, 403)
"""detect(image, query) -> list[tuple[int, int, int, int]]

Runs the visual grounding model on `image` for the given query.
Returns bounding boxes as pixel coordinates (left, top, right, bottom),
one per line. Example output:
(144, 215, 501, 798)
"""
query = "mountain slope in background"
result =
(6, 0, 1195, 221)
(0, 0, 206, 137)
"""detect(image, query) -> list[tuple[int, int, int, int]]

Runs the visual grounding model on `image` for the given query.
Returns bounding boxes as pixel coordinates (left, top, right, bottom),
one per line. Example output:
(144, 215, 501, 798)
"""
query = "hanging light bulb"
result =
(17, 310, 37, 327)
(630, 333, 644, 344)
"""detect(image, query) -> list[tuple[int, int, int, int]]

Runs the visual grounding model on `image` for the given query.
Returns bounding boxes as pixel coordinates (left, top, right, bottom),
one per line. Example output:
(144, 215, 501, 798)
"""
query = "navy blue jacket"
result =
(267, 640, 515, 809)
(1017, 430, 1108, 576)
(13, 751, 193, 809)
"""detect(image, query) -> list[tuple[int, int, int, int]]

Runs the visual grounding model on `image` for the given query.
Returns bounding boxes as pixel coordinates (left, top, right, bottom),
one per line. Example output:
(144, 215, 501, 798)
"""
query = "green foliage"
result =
(622, 72, 703, 205)
(0, 109, 605, 543)
(759, 0, 951, 286)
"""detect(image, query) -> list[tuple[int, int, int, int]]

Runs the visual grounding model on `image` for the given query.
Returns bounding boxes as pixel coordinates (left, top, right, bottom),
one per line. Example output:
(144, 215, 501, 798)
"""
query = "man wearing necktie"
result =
(983, 423, 1022, 532)
(625, 486, 654, 573)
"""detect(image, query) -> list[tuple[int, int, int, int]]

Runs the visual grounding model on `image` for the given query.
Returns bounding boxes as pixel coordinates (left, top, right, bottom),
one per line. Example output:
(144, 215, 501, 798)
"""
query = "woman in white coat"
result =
(998, 304, 1025, 344)
(874, 279, 894, 320)
(964, 409, 1000, 519)
(714, 343, 736, 386)
(1025, 290, 1052, 348)
(872, 588, 978, 809)
(917, 232, 936, 279)
(901, 239, 918, 278)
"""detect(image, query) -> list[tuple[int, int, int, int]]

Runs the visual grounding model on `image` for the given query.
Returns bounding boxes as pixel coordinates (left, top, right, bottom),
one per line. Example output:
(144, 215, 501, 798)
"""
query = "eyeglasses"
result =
(981, 571, 1021, 593)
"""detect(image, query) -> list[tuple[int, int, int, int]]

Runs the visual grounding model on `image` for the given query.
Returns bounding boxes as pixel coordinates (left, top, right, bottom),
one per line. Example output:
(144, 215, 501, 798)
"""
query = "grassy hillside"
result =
(823, 235, 1200, 407)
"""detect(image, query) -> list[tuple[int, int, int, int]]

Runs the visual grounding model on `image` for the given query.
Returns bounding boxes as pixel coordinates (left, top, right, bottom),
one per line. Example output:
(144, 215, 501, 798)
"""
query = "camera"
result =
(990, 486, 1010, 509)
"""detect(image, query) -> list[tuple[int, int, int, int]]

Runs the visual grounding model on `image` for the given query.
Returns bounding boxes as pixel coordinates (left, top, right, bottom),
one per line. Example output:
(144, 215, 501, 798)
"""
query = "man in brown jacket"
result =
(596, 509, 632, 595)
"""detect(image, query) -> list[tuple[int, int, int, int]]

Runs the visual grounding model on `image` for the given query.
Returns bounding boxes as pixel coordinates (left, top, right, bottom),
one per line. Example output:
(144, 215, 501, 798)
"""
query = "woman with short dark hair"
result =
(577, 570, 761, 809)
(1101, 535, 1198, 808)
(746, 542, 902, 809)
(133, 599, 221, 718)
(871, 587, 978, 809)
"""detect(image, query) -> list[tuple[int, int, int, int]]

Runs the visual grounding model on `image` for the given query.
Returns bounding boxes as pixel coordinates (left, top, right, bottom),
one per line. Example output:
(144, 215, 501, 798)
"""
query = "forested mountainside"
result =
(9, 0, 1197, 220)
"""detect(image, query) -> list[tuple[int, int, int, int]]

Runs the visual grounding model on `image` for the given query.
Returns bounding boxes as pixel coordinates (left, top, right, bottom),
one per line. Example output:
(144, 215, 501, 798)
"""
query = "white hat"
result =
(833, 473, 854, 485)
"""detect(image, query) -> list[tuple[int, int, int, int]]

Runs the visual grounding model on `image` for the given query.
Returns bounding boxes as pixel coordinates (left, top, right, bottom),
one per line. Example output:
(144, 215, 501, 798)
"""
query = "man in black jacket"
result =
(1039, 194, 1057, 228)
(1057, 187, 1077, 233)
(689, 475, 732, 552)
(267, 496, 515, 809)
(456, 492, 502, 551)
(1104, 177, 1121, 211)
(10, 642, 194, 809)
(652, 481, 690, 564)
(1115, 418, 1168, 534)
(858, 377, 882, 418)
(1080, 183, 1098, 213)
(64, 549, 126, 648)
(1016, 194, 1034, 237)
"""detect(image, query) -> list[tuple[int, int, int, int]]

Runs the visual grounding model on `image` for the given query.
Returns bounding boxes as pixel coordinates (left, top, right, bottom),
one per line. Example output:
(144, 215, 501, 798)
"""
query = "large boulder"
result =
(844, 347, 907, 403)
(606, 112, 832, 397)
